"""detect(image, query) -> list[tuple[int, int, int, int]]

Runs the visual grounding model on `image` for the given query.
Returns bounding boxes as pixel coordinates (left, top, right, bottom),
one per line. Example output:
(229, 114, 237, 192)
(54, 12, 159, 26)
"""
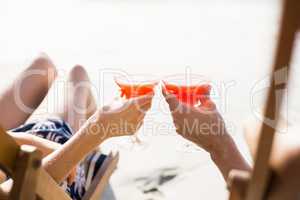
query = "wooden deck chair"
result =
(0, 127, 42, 200)
(0, 126, 119, 200)
(228, 0, 300, 199)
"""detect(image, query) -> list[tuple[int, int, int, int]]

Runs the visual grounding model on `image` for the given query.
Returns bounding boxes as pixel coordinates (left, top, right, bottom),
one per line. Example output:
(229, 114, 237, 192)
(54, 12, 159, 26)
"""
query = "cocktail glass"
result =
(114, 74, 158, 149)
(162, 74, 212, 152)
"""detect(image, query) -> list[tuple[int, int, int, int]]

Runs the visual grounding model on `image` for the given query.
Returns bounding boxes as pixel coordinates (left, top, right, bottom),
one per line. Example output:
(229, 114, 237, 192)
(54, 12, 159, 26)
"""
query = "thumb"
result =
(198, 98, 216, 111)
(161, 87, 180, 111)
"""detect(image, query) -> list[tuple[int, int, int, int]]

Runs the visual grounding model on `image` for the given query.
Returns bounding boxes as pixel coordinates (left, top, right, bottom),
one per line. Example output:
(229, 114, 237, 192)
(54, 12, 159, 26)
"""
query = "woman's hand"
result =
(89, 94, 154, 140)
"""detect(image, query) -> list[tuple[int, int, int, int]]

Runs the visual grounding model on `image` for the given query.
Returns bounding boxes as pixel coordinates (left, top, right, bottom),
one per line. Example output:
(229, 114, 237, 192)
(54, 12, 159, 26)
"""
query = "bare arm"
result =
(0, 118, 102, 191)
(42, 116, 103, 183)
(162, 89, 251, 180)
(1, 94, 152, 186)
(8, 132, 61, 157)
(42, 94, 153, 183)
(209, 134, 251, 180)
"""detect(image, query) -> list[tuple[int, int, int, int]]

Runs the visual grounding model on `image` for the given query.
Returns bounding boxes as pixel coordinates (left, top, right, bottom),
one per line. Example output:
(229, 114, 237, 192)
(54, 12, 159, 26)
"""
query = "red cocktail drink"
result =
(114, 75, 158, 99)
(115, 82, 156, 99)
(114, 74, 158, 149)
(163, 83, 211, 106)
(163, 74, 212, 152)
(162, 74, 211, 107)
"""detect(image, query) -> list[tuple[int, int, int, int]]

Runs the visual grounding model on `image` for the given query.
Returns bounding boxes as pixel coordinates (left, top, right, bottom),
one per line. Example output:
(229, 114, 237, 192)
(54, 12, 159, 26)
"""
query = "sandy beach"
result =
(1, 0, 300, 199)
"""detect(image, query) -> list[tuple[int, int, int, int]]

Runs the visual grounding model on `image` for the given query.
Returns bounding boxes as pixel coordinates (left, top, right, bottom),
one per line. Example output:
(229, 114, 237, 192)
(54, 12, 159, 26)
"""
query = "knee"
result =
(25, 53, 57, 86)
(69, 65, 89, 82)
(31, 53, 57, 73)
(30, 53, 57, 81)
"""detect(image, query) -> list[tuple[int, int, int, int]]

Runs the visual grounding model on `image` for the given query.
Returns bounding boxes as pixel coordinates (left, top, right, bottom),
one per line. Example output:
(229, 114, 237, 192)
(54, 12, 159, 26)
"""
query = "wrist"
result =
(209, 133, 233, 162)
(209, 134, 251, 180)
(84, 112, 110, 143)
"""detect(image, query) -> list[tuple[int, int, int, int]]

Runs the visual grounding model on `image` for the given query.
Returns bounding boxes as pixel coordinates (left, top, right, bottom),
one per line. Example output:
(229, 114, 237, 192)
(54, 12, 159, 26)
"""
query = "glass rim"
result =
(161, 73, 211, 86)
(114, 74, 159, 85)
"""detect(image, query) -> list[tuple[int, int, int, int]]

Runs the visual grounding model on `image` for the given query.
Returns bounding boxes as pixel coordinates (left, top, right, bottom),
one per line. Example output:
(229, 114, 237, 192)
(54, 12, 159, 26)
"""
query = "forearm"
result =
(8, 132, 61, 157)
(209, 134, 251, 181)
(42, 114, 106, 183)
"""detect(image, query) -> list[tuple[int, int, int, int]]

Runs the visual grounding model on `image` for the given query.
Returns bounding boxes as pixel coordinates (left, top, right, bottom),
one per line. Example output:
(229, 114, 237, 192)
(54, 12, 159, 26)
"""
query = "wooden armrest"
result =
(0, 126, 71, 200)
(36, 169, 72, 200)
(82, 151, 119, 200)
(244, 119, 300, 199)
(228, 170, 251, 200)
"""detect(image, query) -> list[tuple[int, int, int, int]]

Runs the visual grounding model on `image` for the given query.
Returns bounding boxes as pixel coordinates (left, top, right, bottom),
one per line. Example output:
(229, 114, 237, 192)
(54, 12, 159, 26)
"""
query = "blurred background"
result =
(1, 0, 300, 199)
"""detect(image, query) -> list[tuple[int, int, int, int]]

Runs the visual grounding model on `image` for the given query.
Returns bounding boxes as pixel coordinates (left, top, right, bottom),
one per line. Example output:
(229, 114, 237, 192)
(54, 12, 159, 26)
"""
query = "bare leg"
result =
(86, 82, 98, 121)
(0, 54, 57, 130)
(58, 65, 97, 133)
(17, 65, 99, 185)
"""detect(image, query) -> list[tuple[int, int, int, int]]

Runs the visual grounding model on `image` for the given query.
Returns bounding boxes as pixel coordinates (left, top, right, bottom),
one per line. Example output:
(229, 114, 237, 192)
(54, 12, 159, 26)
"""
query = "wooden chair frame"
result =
(1, 1, 299, 199)
(228, 0, 300, 199)
(0, 126, 119, 200)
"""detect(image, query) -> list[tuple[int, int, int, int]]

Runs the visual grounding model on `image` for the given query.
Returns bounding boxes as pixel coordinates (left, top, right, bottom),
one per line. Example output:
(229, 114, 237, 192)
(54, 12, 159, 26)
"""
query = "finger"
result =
(162, 87, 181, 111)
(161, 84, 168, 98)
(127, 94, 153, 113)
(123, 99, 152, 119)
(101, 105, 111, 112)
(161, 86, 176, 105)
(131, 93, 154, 107)
(106, 98, 130, 113)
(198, 99, 216, 111)
(137, 101, 152, 112)
(101, 99, 122, 113)
(198, 95, 210, 106)
(162, 87, 190, 115)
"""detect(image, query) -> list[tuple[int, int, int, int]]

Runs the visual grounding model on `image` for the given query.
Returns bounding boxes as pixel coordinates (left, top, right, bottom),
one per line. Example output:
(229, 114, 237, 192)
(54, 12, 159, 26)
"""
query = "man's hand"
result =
(162, 87, 251, 179)
(162, 87, 227, 154)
